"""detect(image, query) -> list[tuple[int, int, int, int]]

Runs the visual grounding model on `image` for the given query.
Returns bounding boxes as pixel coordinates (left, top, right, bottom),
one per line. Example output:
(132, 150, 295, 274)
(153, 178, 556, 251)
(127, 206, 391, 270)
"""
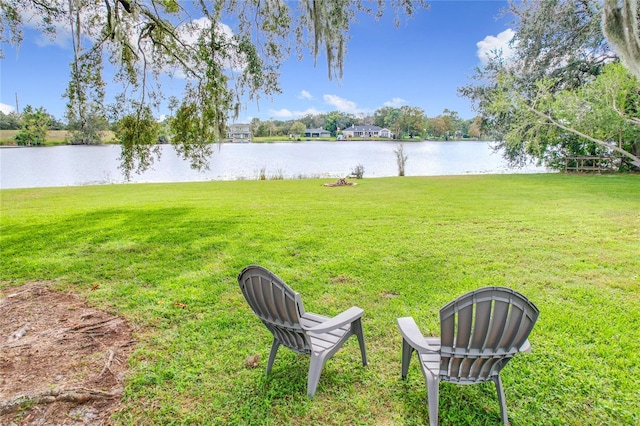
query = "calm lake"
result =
(0, 141, 549, 189)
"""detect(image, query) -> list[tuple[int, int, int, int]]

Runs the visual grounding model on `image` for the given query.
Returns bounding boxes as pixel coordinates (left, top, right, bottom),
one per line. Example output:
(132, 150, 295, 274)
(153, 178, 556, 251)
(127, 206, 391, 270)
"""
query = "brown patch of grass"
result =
(330, 274, 352, 284)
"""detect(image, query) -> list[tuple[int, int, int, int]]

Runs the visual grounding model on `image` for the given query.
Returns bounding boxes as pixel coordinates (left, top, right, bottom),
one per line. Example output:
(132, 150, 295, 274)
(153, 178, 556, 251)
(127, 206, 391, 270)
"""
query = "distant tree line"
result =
(250, 107, 482, 140)
(0, 108, 65, 131)
(0, 106, 110, 146)
(1, 104, 483, 146)
(0, 108, 109, 133)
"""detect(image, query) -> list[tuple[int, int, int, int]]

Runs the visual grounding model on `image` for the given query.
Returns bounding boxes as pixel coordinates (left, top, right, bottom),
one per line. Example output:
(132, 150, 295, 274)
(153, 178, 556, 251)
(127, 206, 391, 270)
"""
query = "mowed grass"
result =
(1, 174, 638, 425)
(0, 129, 116, 144)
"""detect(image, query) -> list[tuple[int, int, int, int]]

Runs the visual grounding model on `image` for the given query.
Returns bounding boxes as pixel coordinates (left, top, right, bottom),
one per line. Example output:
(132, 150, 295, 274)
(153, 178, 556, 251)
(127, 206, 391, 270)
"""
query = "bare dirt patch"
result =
(1, 283, 135, 425)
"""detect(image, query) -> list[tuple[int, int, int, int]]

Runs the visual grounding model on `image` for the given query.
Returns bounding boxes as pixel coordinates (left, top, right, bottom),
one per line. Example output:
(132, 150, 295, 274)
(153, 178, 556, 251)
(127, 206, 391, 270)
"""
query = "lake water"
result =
(0, 141, 548, 189)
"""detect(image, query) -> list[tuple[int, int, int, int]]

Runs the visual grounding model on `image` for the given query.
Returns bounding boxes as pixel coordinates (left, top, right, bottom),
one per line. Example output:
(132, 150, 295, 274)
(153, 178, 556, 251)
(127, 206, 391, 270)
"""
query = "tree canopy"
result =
(246, 106, 475, 141)
(459, 0, 640, 171)
(15, 105, 50, 146)
(1, 0, 427, 177)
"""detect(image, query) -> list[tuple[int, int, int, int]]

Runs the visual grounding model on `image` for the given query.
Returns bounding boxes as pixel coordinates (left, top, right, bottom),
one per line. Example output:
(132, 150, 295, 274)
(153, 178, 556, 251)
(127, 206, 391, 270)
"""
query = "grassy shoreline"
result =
(0, 130, 479, 145)
(0, 129, 117, 146)
(1, 174, 639, 425)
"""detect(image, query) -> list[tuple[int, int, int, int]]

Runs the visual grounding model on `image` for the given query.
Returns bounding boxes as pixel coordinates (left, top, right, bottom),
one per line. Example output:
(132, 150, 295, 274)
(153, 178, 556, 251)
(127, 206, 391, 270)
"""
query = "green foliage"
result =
(299, 112, 329, 130)
(0, 110, 21, 130)
(289, 121, 306, 137)
(476, 64, 640, 170)
(323, 111, 354, 136)
(64, 0, 107, 147)
(159, 0, 180, 14)
(425, 109, 464, 140)
(14, 105, 49, 146)
(47, 113, 66, 130)
(1, 175, 638, 425)
(373, 106, 430, 139)
(374, 106, 402, 135)
(459, 0, 640, 170)
(508, 0, 612, 89)
(467, 116, 483, 139)
(250, 107, 473, 142)
(170, 102, 215, 171)
(396, 106, 426, 138)
(116, 107, 161, 179)
(553, 63, 640, 168)
(67, 110, 108, 145)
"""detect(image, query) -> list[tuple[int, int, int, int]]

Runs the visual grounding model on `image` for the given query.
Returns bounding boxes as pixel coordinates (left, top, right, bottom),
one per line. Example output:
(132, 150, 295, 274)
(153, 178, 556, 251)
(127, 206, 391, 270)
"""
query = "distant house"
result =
(342, 125, 392, 138)
(227, 123, 251, 142)
(378, 128, 394, 138)
(304, 127, 331, 138)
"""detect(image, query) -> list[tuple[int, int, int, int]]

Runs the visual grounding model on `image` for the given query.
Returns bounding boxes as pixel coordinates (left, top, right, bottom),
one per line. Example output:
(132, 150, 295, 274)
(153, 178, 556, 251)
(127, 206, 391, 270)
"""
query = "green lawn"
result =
(1, 174, 638, 425)
(0, 129, 116, 145)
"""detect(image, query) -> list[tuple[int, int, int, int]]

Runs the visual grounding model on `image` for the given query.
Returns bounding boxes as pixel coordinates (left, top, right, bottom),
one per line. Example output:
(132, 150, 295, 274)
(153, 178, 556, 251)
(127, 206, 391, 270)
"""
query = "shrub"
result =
(350, 164, 365, 179)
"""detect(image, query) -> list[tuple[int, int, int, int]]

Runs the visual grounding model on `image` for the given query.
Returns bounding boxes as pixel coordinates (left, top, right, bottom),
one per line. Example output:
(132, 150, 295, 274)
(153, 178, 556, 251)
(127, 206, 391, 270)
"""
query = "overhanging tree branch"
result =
(611, 98, 640, 125)
(525, 103, 640, 168)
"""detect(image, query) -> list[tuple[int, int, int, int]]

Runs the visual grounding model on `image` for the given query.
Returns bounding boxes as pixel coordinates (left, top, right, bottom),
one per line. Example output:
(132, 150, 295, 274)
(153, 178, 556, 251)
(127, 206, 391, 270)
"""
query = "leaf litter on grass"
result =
(0, 282, 135, 425)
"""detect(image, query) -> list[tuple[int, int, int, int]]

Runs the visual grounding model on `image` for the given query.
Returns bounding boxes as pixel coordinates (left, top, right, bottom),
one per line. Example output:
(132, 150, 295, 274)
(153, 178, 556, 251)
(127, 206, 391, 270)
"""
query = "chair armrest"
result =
(397, 317, 439, 353)
(305, 306, 364, 333)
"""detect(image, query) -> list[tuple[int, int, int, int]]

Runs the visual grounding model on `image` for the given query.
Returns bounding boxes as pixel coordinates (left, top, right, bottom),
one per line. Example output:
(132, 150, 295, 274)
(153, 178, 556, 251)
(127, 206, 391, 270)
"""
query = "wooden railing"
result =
(565, 156, 612, 173)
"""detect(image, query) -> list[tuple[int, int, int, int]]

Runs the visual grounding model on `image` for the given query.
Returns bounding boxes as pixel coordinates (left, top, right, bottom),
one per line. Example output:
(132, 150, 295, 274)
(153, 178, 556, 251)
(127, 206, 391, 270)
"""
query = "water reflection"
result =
(0, 141, 548, 189)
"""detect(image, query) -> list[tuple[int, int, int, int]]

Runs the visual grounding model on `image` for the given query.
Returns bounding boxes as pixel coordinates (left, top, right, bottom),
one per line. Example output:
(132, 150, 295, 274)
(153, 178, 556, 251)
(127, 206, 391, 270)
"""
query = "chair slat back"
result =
(238, 265, 311, 354)
(439, 287, 539, 383)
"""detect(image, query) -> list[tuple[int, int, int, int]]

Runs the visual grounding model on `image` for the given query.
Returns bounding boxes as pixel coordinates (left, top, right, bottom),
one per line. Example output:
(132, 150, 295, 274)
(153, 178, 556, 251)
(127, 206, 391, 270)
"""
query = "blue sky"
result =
(0, 1, 515, 122)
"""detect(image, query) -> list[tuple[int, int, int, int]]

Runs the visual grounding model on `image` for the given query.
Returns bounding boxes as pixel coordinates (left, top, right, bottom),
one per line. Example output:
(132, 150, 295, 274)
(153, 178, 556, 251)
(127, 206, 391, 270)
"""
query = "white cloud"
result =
(270, 109, 295, 118)
(34, 31, 70, 48)
(477, 29, 516, 65)
(323, 94, 359, 114)
(299, 90, 313, 100)
(269, 107, 322, 118)
(18, 3, 73, 48)
(295, 107, 322, 116)
(383, 97, 407, 108)
(0, 103, 16, 114)
(179, 18, 234, 46)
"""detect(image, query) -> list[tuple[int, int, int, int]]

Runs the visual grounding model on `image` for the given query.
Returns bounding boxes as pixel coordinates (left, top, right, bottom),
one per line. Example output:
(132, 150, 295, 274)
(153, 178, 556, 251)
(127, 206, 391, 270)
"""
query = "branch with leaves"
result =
(523, 102, 640, 169)
(1, 0, 428, 177)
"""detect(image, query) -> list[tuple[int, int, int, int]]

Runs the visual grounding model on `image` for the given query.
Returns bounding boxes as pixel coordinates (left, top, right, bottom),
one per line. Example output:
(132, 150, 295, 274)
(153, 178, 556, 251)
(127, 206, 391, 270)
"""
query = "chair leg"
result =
(401, 338, 414, 379)
(307, 353, 328, 398)
(493, 375, 509, 425)
(426, 372, 439, 426)
(352, 318, 368, 366)
(266, 339, 280, 375)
